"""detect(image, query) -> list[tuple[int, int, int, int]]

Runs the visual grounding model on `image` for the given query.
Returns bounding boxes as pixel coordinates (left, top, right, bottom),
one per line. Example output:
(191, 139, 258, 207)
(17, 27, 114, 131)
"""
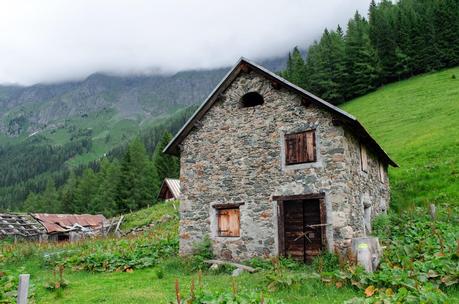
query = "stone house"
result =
(164, 58, 397, 262)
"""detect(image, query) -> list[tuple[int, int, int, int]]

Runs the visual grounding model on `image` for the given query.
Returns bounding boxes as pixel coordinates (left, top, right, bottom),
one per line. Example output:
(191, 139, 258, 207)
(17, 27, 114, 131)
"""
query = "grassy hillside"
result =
(341, 66, 459, 209)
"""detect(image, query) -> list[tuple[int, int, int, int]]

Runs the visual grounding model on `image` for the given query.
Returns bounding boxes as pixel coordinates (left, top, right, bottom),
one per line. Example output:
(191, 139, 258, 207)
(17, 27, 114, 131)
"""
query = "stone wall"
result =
(178, 71, 390, 261)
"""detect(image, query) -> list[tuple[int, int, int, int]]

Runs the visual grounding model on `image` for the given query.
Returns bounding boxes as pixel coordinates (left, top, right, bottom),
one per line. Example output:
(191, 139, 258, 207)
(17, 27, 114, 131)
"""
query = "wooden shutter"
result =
(379, 162, 385, 182)
(285, 130, 316, 165)
(218, 208, 240, 237)
(360, 144, 368, 172)
(305, 130, 316, 162)
(285, 133, 298, 165)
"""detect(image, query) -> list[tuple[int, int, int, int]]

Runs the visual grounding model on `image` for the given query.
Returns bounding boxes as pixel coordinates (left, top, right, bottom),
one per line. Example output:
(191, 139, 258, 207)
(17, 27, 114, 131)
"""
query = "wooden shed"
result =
(157, 178, 181, 201)
(32, 213, 106, 242)
(0, 213, 46, 241)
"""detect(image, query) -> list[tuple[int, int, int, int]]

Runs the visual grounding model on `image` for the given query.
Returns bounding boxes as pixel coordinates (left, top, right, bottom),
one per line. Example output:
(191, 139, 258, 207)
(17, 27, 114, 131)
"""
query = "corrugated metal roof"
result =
(163, 57, 397, 167)
(32, 213, 106, 234)
(165, 178, 181, 199)
(157, 178, 181, 200)
(0, 213, 45, 238)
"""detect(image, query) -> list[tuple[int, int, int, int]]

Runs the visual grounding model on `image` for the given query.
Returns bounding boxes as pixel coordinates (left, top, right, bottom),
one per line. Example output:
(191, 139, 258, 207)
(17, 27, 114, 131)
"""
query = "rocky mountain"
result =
(0, 56, 286, 138)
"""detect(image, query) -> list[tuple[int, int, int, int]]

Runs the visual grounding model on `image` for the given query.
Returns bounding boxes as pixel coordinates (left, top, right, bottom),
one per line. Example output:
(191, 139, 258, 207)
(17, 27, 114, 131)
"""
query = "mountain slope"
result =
(341, 67, 459, 209)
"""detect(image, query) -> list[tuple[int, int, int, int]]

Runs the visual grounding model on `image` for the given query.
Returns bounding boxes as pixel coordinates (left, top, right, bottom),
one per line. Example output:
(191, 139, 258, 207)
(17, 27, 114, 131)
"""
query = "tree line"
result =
(22, 132, 179, 217)
(281, 0, 459, 104)
(0, 105, 196, 213)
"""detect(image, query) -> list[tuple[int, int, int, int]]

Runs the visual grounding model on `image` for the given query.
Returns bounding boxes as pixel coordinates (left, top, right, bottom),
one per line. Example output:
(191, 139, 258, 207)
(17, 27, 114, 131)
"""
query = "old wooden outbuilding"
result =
(32, 213, 106, 242)
(157, 178, 181, 201)
(165, 58, 397, 262)
(0, 213, 46, 241)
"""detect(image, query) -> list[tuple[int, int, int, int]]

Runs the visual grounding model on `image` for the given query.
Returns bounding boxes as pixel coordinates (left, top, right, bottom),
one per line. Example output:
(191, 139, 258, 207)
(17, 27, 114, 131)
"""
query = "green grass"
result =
(121, 200, 179, 231)
(2, 200, 360, 304)
(341, 67, 459, 209)
(6, 258, 358, 304)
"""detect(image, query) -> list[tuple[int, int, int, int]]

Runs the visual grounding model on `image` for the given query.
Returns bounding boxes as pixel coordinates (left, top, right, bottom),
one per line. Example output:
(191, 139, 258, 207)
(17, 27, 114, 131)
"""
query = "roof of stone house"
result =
(164, 57, 398, 167)
(0, 213, 46, 238)
(32, 213, 106, 234)
(157, 178, 181, 200)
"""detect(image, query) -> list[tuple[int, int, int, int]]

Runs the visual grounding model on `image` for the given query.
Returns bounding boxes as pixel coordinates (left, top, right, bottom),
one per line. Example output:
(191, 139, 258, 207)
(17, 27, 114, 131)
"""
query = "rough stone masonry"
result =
(169, 60, 394, 261)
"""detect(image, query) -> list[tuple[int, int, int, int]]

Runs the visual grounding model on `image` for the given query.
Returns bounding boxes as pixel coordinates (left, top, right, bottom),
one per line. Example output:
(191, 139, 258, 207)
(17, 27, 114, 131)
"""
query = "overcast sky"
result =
(0, 0, 371, 85)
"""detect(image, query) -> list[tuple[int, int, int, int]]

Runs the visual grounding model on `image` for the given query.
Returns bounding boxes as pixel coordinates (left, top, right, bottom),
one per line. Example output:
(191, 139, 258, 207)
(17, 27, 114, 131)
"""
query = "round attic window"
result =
(240, 92, 264, 108)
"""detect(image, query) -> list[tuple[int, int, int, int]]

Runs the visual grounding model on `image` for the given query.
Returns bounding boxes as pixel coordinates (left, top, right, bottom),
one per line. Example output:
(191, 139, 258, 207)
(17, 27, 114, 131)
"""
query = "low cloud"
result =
(0, 0, 371, 85)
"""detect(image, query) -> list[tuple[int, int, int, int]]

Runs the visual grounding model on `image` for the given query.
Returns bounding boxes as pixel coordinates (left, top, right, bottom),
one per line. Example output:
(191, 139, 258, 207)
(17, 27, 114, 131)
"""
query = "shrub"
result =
(326, 205, 458, 303)
(174, 277, 285, 304)
(190, 236, 213, 271)
(312, 251, 340, 273)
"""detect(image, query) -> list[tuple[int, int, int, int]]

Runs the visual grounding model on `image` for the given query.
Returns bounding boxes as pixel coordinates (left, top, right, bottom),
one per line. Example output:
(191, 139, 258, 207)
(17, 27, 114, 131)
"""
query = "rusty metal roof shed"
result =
(32, 213, 106, 234)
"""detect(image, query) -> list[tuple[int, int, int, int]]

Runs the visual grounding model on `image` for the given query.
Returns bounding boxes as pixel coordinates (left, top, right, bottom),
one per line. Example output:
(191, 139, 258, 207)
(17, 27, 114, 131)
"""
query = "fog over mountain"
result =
(0, 0, 371, 85)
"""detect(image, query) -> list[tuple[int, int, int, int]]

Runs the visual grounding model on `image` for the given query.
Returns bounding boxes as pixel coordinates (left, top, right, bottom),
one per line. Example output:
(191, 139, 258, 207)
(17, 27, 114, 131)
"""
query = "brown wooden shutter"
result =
(305, 130, 316, 162)
(285, 130, 316, 165)
(285, 134, 298, 165)
(360, 144, 368, 172)
(218, 208, 240, 237)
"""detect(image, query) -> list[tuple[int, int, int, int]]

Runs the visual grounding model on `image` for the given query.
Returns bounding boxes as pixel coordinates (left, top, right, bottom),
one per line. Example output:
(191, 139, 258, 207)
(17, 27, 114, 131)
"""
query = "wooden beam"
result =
(204, 260, 256, 273)
(271, 80, 281, 90)
(240, 63, 251, 73)
(301, 98, 311, 107)
(17, 274, 30, 304)
(212, 203, 245, 210)
(332, 119, 344, 126)
(272, 193, 325, 201)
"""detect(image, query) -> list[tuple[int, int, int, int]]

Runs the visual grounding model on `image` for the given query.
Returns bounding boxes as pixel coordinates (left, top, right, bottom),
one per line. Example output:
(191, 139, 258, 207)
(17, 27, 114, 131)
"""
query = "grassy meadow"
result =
(2, 68, 459, 303)
(341, 66, 459, 209)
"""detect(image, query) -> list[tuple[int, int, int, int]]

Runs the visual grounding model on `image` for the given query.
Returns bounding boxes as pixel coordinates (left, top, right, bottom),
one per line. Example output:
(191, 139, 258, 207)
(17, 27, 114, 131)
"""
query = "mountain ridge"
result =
(0, 56, 287, 139)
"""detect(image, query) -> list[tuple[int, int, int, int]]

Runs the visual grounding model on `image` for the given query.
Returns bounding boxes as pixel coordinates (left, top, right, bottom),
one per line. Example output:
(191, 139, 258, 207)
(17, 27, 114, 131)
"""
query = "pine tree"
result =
(152, 132, 180, 184)
(281, 47, 306, 88)
(313, 27, 346, 103)
(42, 178, 61, 213)
(433, 0, 459, 67)
(344, 12, 381, 99)
(117, 138, 154, 212)
(93, 159, 120, 216)
(369, 0, 399, 82)
(60, 170, 77, 213)
(73, 168, 99, 213)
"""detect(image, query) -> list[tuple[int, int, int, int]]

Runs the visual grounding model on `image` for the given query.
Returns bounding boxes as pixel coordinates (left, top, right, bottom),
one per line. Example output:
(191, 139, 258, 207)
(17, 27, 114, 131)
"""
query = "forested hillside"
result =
(278, 0, 459, 209)
(281, 0, 459, 104)
(0, 106, 196, 212)
(0, 56, 286, 212)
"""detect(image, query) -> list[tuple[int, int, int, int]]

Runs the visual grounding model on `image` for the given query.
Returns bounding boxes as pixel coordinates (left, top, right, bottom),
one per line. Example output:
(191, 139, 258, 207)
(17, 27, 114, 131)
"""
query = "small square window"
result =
(217, 208, 240, 237)
(285, 130, 316, 165)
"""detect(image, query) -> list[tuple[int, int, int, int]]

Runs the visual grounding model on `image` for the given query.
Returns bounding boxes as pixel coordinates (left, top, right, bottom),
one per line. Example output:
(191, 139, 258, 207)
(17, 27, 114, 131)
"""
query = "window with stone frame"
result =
(360, 144, 368, 172)
(285, 130, 316, 165)
(217, 207, 240, 237)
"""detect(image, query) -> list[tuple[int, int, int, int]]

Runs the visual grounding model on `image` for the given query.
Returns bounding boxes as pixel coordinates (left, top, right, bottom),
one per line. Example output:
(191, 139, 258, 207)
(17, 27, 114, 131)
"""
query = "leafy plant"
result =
(44, 265, 69, 291)
(190, 236, 213, 271)
(174, 277, 285, 304)
(324, 205, 458, 303)
(265, 257, 319, 291)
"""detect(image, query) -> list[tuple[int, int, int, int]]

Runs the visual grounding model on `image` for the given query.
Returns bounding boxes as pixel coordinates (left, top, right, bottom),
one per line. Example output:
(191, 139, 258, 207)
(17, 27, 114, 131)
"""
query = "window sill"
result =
(282, 161, 322, 171)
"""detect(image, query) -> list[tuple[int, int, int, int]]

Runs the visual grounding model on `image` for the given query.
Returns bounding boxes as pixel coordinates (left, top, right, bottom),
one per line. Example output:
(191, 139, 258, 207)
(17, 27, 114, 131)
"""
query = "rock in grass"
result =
(232, 268, 244, 277)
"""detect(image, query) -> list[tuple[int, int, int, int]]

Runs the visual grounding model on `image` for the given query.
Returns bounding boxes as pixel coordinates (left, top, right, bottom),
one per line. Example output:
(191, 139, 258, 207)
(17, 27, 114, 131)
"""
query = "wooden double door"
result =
(279, 198, 325, 262)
